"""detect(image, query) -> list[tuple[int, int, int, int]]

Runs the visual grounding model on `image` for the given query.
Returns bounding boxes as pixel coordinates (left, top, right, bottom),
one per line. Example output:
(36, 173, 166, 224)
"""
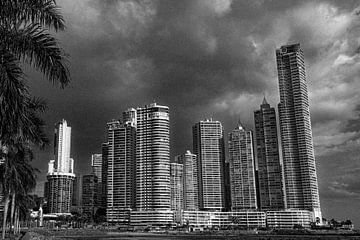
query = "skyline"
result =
(27, 0, 360, 226)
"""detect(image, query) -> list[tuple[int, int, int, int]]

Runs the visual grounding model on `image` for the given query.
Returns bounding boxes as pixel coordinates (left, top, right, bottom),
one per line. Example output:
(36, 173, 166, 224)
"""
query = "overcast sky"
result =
(28, 0, 360, 225)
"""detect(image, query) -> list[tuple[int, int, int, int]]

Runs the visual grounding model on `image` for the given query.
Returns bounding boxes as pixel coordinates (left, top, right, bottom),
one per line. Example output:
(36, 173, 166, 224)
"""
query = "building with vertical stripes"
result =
(45, 120, 75, 214)
(193, 119, 226, 211)
(254, 97, 284, 210)
(276, 43, 321, 219)
(174, 151, 198, 211)
(170, 162, 183, 212)
(134, 103, 171, 211)
(106, 120, 136, 223)
(228, 122, 257, 210)
(101, 143, 108, 209)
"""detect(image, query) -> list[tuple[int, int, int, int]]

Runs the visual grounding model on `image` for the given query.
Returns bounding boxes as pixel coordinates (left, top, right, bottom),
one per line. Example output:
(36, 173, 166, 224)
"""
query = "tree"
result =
(0, 1, 70, 238)
(0, 143, 39, 236)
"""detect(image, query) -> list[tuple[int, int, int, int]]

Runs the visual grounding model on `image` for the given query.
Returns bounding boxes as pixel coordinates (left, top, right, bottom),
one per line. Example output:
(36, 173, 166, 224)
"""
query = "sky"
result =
(27, 0, 360, 226)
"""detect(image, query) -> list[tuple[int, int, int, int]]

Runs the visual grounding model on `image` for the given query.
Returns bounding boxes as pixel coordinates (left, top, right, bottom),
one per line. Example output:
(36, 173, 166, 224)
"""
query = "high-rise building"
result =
(91, 154, 102, 181)
(276, 43, 321, 218)
(45, 120, 75, 214)
(53, 120, 73, 173)
(106, 120, 136, 223)
(91, 154, 103, 209)
(193, 119, 226, 211)
(101, 143, 108, 209)
(175, 151, 198, 211)
(134, 103, 171, 211)
(170, 162, 183, 212)
(254, 98, 284, 210)
(46, 174, 75, 213)
(82, 174, 98, 216)
(228, 122, 257, 210)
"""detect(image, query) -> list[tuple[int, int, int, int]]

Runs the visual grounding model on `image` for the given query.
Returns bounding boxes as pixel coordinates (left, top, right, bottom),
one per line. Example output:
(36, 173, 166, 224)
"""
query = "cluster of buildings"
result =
(43, 43, 322, 229)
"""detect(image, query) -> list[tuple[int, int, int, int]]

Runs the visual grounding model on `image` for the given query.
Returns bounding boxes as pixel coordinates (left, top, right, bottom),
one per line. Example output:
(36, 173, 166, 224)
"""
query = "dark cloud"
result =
(26, 0, 360, 226)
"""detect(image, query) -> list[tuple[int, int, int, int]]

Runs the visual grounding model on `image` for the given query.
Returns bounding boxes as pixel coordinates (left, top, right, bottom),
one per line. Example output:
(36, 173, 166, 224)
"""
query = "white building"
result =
(45, 120, 75, 214)
(266, 210, 313, 229)
(276, 44, 321, 219)
(192, 119, 226, 211)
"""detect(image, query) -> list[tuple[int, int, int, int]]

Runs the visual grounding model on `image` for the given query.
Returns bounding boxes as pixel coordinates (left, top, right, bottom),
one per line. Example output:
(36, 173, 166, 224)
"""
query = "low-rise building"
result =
(129, 210, 174, 227)
(266, 209, 312, 229)
(183, 211, 266, 229)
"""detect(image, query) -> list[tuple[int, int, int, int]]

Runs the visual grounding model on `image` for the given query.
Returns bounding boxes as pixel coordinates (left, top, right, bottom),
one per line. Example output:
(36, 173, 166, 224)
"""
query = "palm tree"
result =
(0, 1, 70, 238)
(0, 142, 40, 237)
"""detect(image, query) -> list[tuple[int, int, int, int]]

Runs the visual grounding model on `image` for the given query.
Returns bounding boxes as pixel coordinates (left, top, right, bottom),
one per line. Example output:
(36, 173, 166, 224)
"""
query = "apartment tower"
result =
(82, 174, 98, 216)
(91, 154, 103, 209)
(193, 119, 226, 211)
(133, 103, 171, 211)
(276, 43, 321, 218)
(228, 122, 257, 210)
(174, 151, 198, 210)
(170, 162, 184, 212)
(46, 120, 75, 214)
(106, 120, 136, 222)
(254, 98, 284, 210)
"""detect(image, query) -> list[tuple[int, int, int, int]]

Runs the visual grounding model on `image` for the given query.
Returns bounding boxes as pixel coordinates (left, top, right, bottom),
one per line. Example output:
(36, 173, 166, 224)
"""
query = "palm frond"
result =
(0, 0, 65, 31)
(0, 49, 29, 144)
(2, 24, 70, 87)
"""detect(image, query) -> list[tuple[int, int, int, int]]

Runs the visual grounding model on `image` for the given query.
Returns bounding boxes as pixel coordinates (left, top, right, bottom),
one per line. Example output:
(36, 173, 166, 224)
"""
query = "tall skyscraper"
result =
(175, 151, 198, 211)
(228, 122, 257, 210)
(134, 103, 171, 211)
(193, 119, 226, 211)
(106, 120, 136, 222)
(254, 98, 284, 210)
(46, 120, 75, 214)
(53, 120, 73, 173)
(170, 162, 183, 212)
(276, 43, 321, 218)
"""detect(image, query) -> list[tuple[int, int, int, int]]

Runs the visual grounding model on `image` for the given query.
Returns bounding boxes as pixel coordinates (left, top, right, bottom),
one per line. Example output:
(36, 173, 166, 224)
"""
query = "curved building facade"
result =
(135, 103, 170, 211)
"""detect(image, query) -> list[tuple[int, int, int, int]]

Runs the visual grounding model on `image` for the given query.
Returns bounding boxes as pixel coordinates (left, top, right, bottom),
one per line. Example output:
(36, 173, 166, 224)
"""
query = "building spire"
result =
(237, 118, 244, 130)
(262, 94, 268, 105)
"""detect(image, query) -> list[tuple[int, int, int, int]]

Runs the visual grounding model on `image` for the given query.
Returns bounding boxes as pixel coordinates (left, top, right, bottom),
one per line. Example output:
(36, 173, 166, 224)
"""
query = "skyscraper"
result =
(254, 98, 284, 210)
(228, 122, 257, 210)
(82, 174, 98, 216)
(170, 162, 183, 212)
(106, 120, 136, 223)
(101, 143, 108, 209)
(276, 43, 321, 219)
(91, 154, 102, 181)
(175, 151, 198, 211)
(134, 103, 171, 211)
(53, 120, 73, 173)
(91, 153, 103, 208)
(46, 120, 75, 214)
(193, 119, 226, 211)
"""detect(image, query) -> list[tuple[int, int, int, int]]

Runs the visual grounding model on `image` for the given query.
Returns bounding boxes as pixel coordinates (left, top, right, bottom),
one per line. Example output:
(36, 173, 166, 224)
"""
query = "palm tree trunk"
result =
(15, 208, 19, 234)
(1, 195, 10, 240)
(10, 192, 15, 233)
(13, 207, 17, 234)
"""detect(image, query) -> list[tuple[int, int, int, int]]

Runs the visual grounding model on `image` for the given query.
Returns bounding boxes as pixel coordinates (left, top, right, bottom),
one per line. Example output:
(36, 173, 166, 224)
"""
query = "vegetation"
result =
(0, 0, 70, 239)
